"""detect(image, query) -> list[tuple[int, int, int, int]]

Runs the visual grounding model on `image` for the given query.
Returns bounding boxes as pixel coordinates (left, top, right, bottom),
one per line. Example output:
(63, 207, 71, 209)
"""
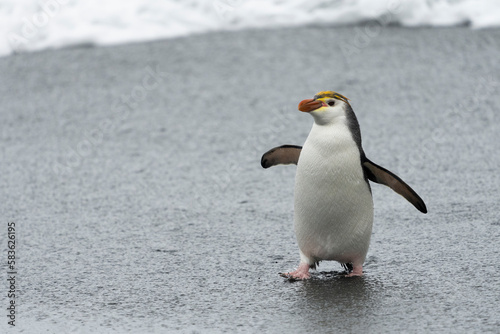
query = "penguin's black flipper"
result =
(261, 145, 302, 169)
(362, 159, 427, 214)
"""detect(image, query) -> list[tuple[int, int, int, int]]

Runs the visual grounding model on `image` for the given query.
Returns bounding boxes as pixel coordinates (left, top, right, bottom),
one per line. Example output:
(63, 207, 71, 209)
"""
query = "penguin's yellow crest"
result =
(314, 91, 350, 105)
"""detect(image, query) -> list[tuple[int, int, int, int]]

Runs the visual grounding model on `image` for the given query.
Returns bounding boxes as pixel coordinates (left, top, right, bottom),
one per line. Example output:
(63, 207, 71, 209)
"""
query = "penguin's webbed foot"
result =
(280, 263, 311, 280)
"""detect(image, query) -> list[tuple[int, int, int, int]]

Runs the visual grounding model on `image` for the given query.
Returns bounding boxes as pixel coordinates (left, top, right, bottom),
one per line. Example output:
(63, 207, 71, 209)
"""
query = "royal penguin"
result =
(261, 91, 427, 279)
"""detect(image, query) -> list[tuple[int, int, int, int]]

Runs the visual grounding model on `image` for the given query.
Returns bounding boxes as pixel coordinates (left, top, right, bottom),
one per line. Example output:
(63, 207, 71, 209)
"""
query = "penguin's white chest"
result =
(294, 121, 373, 265)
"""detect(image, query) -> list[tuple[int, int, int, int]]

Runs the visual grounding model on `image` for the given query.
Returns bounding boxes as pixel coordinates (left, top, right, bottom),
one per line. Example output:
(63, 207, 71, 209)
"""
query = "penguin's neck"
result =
(307, 117, 355, 154)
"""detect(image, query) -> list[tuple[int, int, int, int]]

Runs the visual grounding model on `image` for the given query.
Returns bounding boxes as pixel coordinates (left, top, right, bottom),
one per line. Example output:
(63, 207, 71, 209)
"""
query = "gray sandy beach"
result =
(1, 26, 500, 333)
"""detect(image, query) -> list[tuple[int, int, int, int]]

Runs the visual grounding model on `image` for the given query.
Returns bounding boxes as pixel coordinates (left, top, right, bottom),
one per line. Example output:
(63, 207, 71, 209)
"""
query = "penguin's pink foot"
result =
(280, 263, 311, 280)
(345, 265, 363, 277)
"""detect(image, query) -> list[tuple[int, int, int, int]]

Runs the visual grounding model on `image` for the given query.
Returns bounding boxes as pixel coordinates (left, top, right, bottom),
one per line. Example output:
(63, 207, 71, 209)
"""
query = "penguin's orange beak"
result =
(298, 99, 323, 112)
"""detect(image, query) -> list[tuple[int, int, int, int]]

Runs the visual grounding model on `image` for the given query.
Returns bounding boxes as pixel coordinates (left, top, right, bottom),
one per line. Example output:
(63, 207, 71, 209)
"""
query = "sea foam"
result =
(1, 0, 499, 57)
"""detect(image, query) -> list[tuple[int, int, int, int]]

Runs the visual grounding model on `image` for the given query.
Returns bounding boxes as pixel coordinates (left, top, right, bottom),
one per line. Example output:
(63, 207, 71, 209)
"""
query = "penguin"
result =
(261, 91, 427, 279)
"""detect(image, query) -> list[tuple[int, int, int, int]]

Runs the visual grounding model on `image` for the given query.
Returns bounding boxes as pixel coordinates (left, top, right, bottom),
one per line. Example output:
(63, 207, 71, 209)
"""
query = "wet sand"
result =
(1, 26, 500, 333)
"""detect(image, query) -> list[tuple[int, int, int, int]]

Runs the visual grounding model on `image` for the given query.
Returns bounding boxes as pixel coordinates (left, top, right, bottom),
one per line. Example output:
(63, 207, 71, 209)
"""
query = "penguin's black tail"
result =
(310, 261, 320, 270)
(341, 262, 353, 273)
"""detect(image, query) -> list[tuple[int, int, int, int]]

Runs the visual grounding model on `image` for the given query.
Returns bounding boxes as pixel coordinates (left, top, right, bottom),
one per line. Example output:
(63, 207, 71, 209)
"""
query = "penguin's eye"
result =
(328, 100, 335, 106)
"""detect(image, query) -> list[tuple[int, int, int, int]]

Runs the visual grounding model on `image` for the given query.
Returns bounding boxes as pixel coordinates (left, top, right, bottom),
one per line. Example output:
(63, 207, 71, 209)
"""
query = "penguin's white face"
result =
(298, 91, 350, 126)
